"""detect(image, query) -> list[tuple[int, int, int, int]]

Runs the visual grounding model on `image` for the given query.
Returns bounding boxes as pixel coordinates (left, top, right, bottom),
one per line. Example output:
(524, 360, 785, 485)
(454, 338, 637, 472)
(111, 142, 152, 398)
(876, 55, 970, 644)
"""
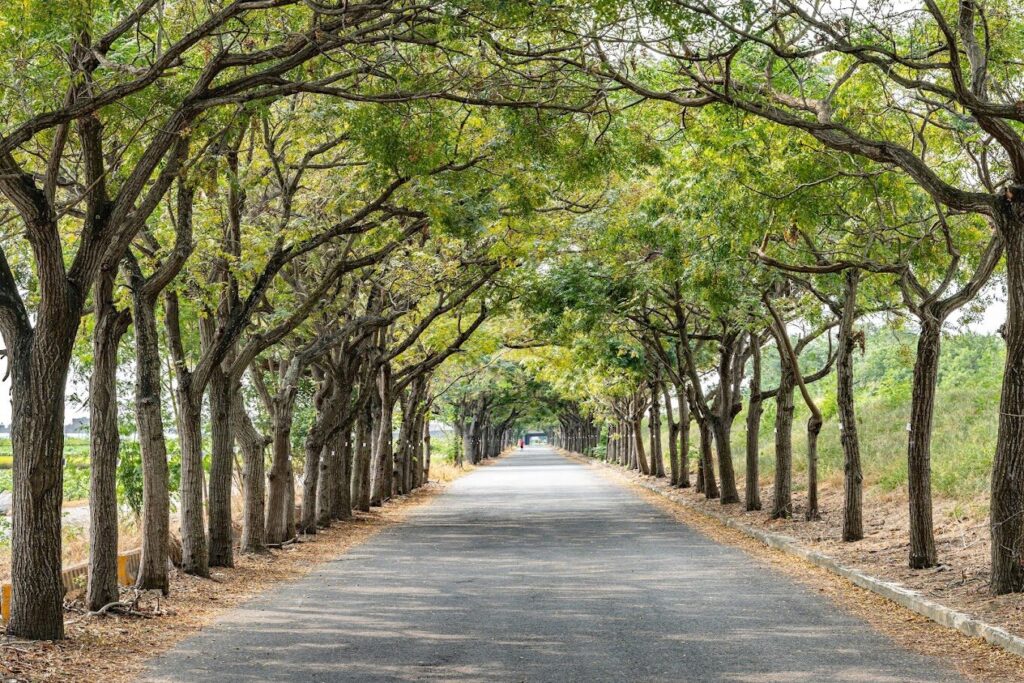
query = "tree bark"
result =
(697, 417, 718, 498)
(207, 365, 234, 567)
(8, 327, 72, 639)
(632, 417, 650, 475)
(300, 374, 333, 533)
(649, 384, 665, 478)
(992, 200, 1024, 592)
(677, 384, 690, 488)
(745, 331, 763, 512)
(87, 269, 129, 611)
(838, 271, 863, 541)
(354, 396, 374, 512)
(131, 288, 172, 592)
(907, 317, 940, 568)
(233, 392, 269, 554)
(772, 364, 796, 519)
(175, 390, 209, 576)
(265, 395, 297, 544)
(334, 428, 353, 520)
(662, 383, 680, 485)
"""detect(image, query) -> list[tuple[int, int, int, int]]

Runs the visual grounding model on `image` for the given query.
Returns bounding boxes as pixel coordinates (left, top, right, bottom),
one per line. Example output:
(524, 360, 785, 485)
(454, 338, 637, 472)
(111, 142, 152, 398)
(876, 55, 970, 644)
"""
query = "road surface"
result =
(143, 447, 963, 682)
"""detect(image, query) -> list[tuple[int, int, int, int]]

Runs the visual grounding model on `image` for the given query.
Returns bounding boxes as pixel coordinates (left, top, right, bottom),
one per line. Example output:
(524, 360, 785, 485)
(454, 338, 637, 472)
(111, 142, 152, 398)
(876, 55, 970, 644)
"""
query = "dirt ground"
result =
(574, 452, 1024, 682)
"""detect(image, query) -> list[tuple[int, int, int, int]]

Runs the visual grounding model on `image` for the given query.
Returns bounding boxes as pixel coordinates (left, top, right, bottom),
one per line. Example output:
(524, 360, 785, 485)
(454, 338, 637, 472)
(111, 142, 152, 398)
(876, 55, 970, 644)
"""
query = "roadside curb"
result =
(563, 450, 1024, 660)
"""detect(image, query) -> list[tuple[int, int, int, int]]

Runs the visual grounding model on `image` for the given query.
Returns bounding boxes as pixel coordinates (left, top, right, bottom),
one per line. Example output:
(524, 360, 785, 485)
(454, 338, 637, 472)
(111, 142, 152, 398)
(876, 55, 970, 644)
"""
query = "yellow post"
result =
(1, 583, 10, 622)
(117, 554, 132, 586)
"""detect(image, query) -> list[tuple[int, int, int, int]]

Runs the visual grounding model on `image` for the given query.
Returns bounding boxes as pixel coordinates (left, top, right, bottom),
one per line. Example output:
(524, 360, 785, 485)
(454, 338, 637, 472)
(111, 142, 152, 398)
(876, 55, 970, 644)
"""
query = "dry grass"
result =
(0, 463, 488, 682)
(0, 520, 142, 585)
(571, 451, 1024, 683)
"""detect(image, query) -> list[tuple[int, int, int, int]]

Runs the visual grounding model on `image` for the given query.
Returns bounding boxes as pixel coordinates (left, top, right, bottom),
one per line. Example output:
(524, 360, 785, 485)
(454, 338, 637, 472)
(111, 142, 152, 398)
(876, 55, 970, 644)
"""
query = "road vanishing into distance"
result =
(143, 447, 963, 682)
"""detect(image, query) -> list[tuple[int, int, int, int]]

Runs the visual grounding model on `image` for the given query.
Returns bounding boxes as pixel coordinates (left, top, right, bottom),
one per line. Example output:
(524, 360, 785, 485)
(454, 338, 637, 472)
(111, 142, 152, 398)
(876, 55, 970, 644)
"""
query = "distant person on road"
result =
(518, 438, 524, 449)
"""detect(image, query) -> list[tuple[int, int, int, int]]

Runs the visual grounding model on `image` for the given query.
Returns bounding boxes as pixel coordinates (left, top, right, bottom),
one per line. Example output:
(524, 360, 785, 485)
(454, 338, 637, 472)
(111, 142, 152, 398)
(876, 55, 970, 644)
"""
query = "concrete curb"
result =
(566, 450, 1024, 660)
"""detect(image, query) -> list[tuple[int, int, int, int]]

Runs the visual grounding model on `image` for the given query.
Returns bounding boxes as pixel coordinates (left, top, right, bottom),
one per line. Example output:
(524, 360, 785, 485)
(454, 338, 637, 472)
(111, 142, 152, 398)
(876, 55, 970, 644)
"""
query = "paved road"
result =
(144, 447, 963, 682)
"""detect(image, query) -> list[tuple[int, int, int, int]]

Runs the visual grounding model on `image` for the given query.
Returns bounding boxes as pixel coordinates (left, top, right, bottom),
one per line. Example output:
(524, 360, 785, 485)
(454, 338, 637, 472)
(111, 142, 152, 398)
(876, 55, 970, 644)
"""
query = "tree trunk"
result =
(697, 417, 718, 498)
(632, 417, 650, 475)
(300, 376, 333, 534)
(710, 416, 739, 504)
(284, 461, 296, 540)
(650, 386, 665, 478)
(207, 366, 234, 568)
(316, 443, 335, 528)
(745, 332, 763, 511)
(87, 271, 128, 611)
(838, 271, 863, 540)
(662, 383, 679, 485)
(131, 292, 171, 593)
(678, 385, 690, 488)
(8, 332, 75, 639)
(806, 413, 822, 521)
(299, 436, 321, 536)
(354, 399, 374, 512)
(371, 366, 394, 505)
(907, 317, 940, 568)
(265, 401, 296, 544)
(233, 392, 269, 554)
(712, 339, 742, 505)
(772, 365, 795, 519)
(175, 391, 209, 577)
(334, 428, 353, 520)
(992, 201, 1024, 593)
(422, 416, 432, 483)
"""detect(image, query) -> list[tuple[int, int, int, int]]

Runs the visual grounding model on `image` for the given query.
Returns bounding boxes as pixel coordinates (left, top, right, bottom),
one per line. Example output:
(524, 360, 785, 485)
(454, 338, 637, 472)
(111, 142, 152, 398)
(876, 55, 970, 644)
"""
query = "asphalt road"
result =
(143, 447, 963, 682)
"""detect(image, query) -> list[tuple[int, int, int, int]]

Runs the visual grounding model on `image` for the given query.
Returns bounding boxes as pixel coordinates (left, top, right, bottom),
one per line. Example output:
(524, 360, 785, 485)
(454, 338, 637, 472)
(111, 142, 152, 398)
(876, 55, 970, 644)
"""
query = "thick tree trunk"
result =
(632, 417, 650, 475)
(175, 392, 209, 577)
(697, 417, 718, 498)
(354, 400, 374, 512)
(662, 384, 680, 485)
(371, 367, 394, 505)
(207, 366, 234, 568)
(712, 339, 742, 505)
(87, 271, 128, 611)
(745, 333, 763, 512)
(300, 377, 333, 534)
(316, 443, 335, 528)
(992, 202, 1024, 593)
(677, 385, 690, 488)
(131, 293, 171, 593)
(838, 271, 863, 540)
(334, 428, 353, 520)
(265, 403, 296, 544)
(422, 417, 432, 483)
(233, 392, 269, 554)
(907, 318, 940, 568)
(772, 366, 795, 519)
(299, 436, 321, 536)
(8, 331, 72, 639)
(284, 462, 296, 540)
(710, 416, 739, 504)
(806, 413, 823, 520)
(650, 386, 665, 478)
